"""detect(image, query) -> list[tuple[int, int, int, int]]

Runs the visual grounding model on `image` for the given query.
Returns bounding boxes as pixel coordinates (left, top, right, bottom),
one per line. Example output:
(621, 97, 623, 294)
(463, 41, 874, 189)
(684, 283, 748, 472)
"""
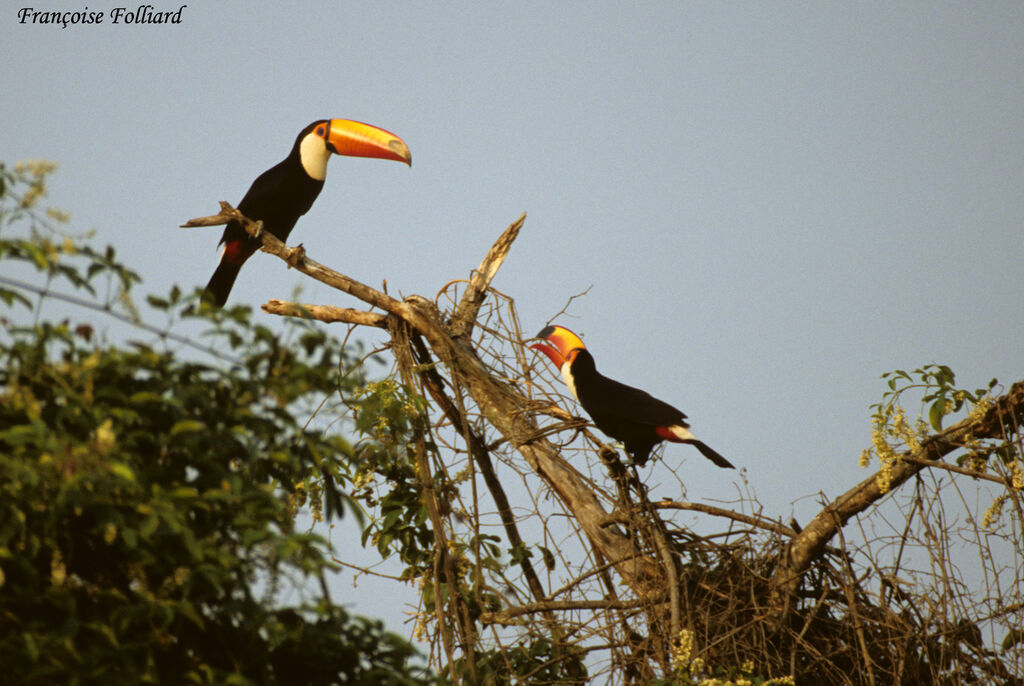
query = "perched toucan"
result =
(532, 325, 734, 469)
(203, 119, 411, 306)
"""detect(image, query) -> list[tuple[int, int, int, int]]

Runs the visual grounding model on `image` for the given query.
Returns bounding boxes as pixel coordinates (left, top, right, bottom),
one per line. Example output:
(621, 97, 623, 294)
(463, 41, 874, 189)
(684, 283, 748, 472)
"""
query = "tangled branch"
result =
(181, 203, 1024, 684)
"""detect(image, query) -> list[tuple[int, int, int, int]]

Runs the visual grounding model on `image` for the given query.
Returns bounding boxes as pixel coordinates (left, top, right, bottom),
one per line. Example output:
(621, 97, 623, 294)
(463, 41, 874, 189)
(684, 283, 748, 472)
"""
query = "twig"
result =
(480, 598, 648, 626)
(449, 213, 526, 338)
(899, 453, 1012, 486)
(655, 500, 798, 538)
(262, 299, 388, 328)
(0, 274, 241, 365)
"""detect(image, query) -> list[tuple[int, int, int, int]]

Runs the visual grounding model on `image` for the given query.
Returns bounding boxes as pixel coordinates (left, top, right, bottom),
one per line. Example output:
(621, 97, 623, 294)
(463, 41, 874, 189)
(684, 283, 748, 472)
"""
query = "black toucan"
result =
(204, 119, 411, 306)
(532, 325, 734, 469)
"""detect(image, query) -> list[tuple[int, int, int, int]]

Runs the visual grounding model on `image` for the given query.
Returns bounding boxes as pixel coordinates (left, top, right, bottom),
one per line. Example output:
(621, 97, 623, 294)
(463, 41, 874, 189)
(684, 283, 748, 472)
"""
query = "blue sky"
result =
(5, 1, 1023, 640)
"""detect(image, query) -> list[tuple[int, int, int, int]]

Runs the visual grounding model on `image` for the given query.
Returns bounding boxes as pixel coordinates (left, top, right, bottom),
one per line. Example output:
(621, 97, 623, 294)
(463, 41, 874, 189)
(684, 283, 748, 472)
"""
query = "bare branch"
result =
(179, 200, 240, 227)
(655, 500, 798, 538)
(262, 299, 388, 328)
(480, 598, 647, 626)
(449, 213, 526, 338)
(899, 452, 1013, 486)
(182, 203, 425, 327)
(770, 380, 1024, 606)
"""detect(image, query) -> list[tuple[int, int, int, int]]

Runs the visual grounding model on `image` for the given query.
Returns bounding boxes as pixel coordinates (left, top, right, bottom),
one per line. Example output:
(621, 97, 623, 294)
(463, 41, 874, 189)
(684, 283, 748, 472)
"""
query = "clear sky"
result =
(5, 1, 1023, 641)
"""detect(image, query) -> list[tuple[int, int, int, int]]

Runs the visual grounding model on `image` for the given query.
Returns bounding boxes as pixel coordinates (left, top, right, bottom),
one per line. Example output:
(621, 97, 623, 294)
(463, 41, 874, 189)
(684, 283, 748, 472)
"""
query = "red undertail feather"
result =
(655, 425, 735, 469)
(204, 240, 249, 307)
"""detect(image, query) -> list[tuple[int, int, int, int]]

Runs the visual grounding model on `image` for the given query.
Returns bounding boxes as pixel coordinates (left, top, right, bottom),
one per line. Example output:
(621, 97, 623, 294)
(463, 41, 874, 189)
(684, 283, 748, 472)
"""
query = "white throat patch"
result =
(560, 361, 579, 401)
(298, 132, 331, 181)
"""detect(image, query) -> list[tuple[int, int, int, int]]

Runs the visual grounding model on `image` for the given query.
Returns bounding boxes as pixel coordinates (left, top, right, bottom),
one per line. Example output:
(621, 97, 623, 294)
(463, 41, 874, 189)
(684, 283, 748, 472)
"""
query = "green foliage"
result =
(0, 162, 432, 685)
(863, 365, 1010, 482)
(347, 380, 507, 616)
(876, 364, 996, 432)
(0, 161, 141, 309)
(451, 637, 588, 686)
(349, 379, 438, 576)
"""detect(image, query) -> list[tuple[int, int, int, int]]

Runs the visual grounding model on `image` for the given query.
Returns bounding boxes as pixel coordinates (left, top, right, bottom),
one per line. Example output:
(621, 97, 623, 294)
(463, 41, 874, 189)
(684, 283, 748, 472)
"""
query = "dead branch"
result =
(449, 213, 526, 338)
(405, 331, 552, 612)
(183, 203, 410, 320)
(655, 500, 798, 538)
(261, 299, 388, 327)
(481, 599, 648, 626)
(770, 380, 1024, 607)
(179, 201, 238, 227)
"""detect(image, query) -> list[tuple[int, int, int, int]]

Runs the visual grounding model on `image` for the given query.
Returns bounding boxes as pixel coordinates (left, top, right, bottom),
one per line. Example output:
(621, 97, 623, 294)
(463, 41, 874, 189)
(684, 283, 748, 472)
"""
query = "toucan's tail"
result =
(655, 424, 735, 469)
(691, 440, 735, 469)
(204, 258, 242, 307)
(204, 238, 254, 307)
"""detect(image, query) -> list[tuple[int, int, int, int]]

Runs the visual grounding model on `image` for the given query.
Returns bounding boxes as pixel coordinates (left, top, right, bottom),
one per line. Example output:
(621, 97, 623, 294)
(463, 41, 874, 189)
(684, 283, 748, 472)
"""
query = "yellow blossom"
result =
(1010, 461, 1023, 491)
(859, 449, 872, 468)
(876, 456, 894, 494)
(48, 208, 71, 224)
(968, 396, 993, 423)
(981, 495, 1005, 529)
(672, 628, 694, 672)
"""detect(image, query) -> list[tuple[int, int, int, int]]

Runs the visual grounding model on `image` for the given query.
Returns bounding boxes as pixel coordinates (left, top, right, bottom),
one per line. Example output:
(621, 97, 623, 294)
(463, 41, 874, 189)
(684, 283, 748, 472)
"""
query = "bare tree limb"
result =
(182, 203, 430, 329)
(179, 201, 238, 227)
(449, 213, 526, 338)
(770, 380, 1024, 608)
(480, 598, 648, 626)
(262, 299, 388, 328)
(405, 332, 552, 610)
(655, 500, 798, 538)
(899, 452, 1013, 486)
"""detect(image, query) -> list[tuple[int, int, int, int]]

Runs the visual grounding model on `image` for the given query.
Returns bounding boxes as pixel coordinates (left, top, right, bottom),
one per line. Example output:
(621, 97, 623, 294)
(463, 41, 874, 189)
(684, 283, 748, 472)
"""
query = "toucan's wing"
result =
(578, 373, 689, 428)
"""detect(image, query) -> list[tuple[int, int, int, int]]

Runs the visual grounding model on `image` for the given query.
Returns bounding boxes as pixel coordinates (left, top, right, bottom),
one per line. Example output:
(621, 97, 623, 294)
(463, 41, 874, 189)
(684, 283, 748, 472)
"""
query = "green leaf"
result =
(928, 398, 945, 431)
(0, 425, 42, 447)
(22, 632, 39, 662)
(176, 600, 205, 629)
(108, 463, 135, 482)
(169, 419, 206, 436)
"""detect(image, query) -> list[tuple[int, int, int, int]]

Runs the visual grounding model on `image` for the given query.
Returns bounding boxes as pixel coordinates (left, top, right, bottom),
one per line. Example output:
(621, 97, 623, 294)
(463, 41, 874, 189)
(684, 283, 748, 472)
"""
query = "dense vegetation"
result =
(0, 161, 430, 685)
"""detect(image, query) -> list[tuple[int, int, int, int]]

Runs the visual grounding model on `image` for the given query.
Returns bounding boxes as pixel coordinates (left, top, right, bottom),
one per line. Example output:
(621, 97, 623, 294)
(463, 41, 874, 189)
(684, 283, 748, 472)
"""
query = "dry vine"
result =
(183, 205, 1024, 685)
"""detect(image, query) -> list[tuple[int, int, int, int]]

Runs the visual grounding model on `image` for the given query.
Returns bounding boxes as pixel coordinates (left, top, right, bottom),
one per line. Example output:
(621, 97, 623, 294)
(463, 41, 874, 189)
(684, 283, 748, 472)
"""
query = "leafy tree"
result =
(0, 161, 431, 685)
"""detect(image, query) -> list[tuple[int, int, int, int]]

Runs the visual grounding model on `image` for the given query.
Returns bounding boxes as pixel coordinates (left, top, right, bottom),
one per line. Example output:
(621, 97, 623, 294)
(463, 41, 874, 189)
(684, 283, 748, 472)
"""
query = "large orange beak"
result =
(531, 325, 586, 369)
(325, 119, 412, 166)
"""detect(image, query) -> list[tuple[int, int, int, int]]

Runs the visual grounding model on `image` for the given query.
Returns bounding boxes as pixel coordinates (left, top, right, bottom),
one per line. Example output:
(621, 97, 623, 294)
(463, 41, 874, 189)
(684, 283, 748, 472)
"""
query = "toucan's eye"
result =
(315, 125, 326, 137)
(566, 349, 580, 363)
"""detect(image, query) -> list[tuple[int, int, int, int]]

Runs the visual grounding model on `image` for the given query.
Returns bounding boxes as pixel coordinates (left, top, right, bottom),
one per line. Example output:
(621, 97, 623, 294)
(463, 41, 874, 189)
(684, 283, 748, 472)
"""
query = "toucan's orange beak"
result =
(326, 119, 412, 166)
(530, 341, 565, 368)
(531, 325, 586, 370)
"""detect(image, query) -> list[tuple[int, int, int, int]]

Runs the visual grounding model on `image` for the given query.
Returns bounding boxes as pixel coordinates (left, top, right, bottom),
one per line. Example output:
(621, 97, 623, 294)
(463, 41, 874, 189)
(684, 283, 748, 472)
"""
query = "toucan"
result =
(203, 119, 411, 306)
(532, 324, 734, 469)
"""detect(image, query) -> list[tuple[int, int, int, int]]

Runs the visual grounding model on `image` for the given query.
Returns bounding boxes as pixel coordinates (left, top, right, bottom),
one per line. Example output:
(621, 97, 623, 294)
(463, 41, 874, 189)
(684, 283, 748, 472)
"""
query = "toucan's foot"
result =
(285, 243, 306, 269)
